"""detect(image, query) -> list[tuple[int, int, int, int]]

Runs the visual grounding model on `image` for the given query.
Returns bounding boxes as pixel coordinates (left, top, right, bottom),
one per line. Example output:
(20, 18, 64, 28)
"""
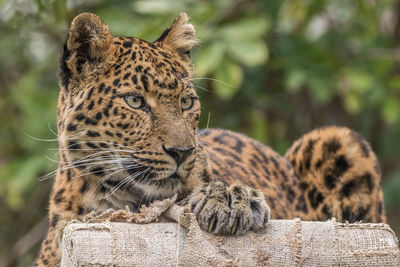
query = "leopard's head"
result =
(58, 13, 201, 198)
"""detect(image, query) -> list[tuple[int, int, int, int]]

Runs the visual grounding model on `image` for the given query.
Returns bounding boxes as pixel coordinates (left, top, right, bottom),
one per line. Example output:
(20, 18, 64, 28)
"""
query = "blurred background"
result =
(0, 0, 399, 266)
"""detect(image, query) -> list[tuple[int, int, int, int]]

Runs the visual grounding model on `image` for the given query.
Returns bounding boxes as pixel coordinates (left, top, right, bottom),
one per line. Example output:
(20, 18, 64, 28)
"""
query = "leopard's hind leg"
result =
(285, 126, 386, 223)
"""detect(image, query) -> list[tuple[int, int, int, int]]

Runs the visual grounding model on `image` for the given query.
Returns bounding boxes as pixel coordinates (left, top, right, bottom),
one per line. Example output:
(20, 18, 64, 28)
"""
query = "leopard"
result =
(34, 12, 386, 266)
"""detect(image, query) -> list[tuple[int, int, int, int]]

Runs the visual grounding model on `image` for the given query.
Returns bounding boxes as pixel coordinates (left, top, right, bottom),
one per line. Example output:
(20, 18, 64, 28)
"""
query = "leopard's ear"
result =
(60, 13, 112, 90)
(67, 12, 112, 67)
(155, 13, 196, 62)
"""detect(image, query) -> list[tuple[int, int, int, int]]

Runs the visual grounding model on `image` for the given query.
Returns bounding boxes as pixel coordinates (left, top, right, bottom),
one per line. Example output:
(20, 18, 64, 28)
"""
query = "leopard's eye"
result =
(181, 97, 194, 111)
(124, 95, 145, 109)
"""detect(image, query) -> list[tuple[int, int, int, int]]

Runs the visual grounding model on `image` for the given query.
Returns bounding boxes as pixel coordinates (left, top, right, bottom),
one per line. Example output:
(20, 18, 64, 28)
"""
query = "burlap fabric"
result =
(61, 199, 400, 266)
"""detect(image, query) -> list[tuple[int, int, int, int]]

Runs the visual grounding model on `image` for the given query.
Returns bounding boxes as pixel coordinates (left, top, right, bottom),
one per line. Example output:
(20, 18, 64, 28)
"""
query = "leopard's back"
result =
(200, 127, 386, 223)
(286, 126, 386, 222)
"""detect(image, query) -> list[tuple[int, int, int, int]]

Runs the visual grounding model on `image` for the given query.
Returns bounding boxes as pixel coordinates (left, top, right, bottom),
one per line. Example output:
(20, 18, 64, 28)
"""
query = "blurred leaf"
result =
(278, 0, 308, 33)
(388, 76, 400, 91)
(250, 110, 268, 144)
(193, 42, 226, 77)
(347, 70, 373, 93)
(383, 171, 400, 210)
(8, 156, 49, 209)
(286, 69, 307, 92)
(382, 98, 400, 124)
(308, 76, 332, 103)
(133, 0, 183, 14)
(227, 40, 269, 66)
(344, 91, 361, 114)
(219, 17, 270, 41)
(97, 9, 147, 36)
(213, 59, 243, 100)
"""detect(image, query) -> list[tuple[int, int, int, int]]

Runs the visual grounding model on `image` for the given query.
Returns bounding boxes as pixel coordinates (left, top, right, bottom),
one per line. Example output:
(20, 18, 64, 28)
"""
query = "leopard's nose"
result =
(162, 145, 195, 166)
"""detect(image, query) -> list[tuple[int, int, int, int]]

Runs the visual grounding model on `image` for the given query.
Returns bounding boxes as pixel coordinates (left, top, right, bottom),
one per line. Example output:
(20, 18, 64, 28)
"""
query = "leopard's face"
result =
(58, 13, 200, 198)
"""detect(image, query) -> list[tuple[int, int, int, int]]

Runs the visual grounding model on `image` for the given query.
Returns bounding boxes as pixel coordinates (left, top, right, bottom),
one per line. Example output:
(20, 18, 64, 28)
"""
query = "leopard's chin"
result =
(138, 175, 183, 198)
(152, 171, 180, 181)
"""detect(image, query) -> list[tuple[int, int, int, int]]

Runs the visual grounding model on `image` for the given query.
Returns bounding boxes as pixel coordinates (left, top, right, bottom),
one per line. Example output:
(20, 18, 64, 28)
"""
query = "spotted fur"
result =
(34, 13, 386, 266)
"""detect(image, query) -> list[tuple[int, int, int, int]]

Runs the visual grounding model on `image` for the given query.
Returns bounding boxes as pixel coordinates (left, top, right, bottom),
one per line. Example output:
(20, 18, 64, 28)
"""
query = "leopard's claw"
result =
(189, 182, 270, 235)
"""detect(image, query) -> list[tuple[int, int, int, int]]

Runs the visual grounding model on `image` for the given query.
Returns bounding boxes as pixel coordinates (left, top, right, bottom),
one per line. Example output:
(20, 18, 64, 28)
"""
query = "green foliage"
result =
(1, 0, 400, 265)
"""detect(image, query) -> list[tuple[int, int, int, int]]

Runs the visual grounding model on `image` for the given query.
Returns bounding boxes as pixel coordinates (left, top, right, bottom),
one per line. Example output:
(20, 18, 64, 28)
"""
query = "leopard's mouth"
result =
(121, 158, 180, 184)
(164, 172, 181, 181)
(121, 161, 157, 181)
(147, 171, 182, 183)
(168, 172, 180, 179)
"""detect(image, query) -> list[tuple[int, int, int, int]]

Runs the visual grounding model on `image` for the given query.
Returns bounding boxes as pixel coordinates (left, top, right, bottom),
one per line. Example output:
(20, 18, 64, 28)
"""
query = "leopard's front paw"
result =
(189, 182, 270, 235)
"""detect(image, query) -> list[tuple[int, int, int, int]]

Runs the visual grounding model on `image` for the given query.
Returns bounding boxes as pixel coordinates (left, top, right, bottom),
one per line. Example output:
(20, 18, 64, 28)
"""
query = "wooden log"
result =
(61, 205, 399, 266)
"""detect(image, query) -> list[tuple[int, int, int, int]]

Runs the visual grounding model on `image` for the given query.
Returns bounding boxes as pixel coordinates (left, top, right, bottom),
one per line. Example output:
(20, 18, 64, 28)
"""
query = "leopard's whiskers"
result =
(192, 77, 236, 88)
(24, 131, 84, 142)
(104, 166, 151, 198)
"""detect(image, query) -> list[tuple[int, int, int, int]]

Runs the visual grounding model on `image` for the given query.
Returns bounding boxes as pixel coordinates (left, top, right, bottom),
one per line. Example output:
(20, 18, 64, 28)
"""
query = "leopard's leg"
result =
(188, 181, 270, 235)
(33, 208, 72, 267)
(285, 126, 386, 223)
(33, 229, 61, 267)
